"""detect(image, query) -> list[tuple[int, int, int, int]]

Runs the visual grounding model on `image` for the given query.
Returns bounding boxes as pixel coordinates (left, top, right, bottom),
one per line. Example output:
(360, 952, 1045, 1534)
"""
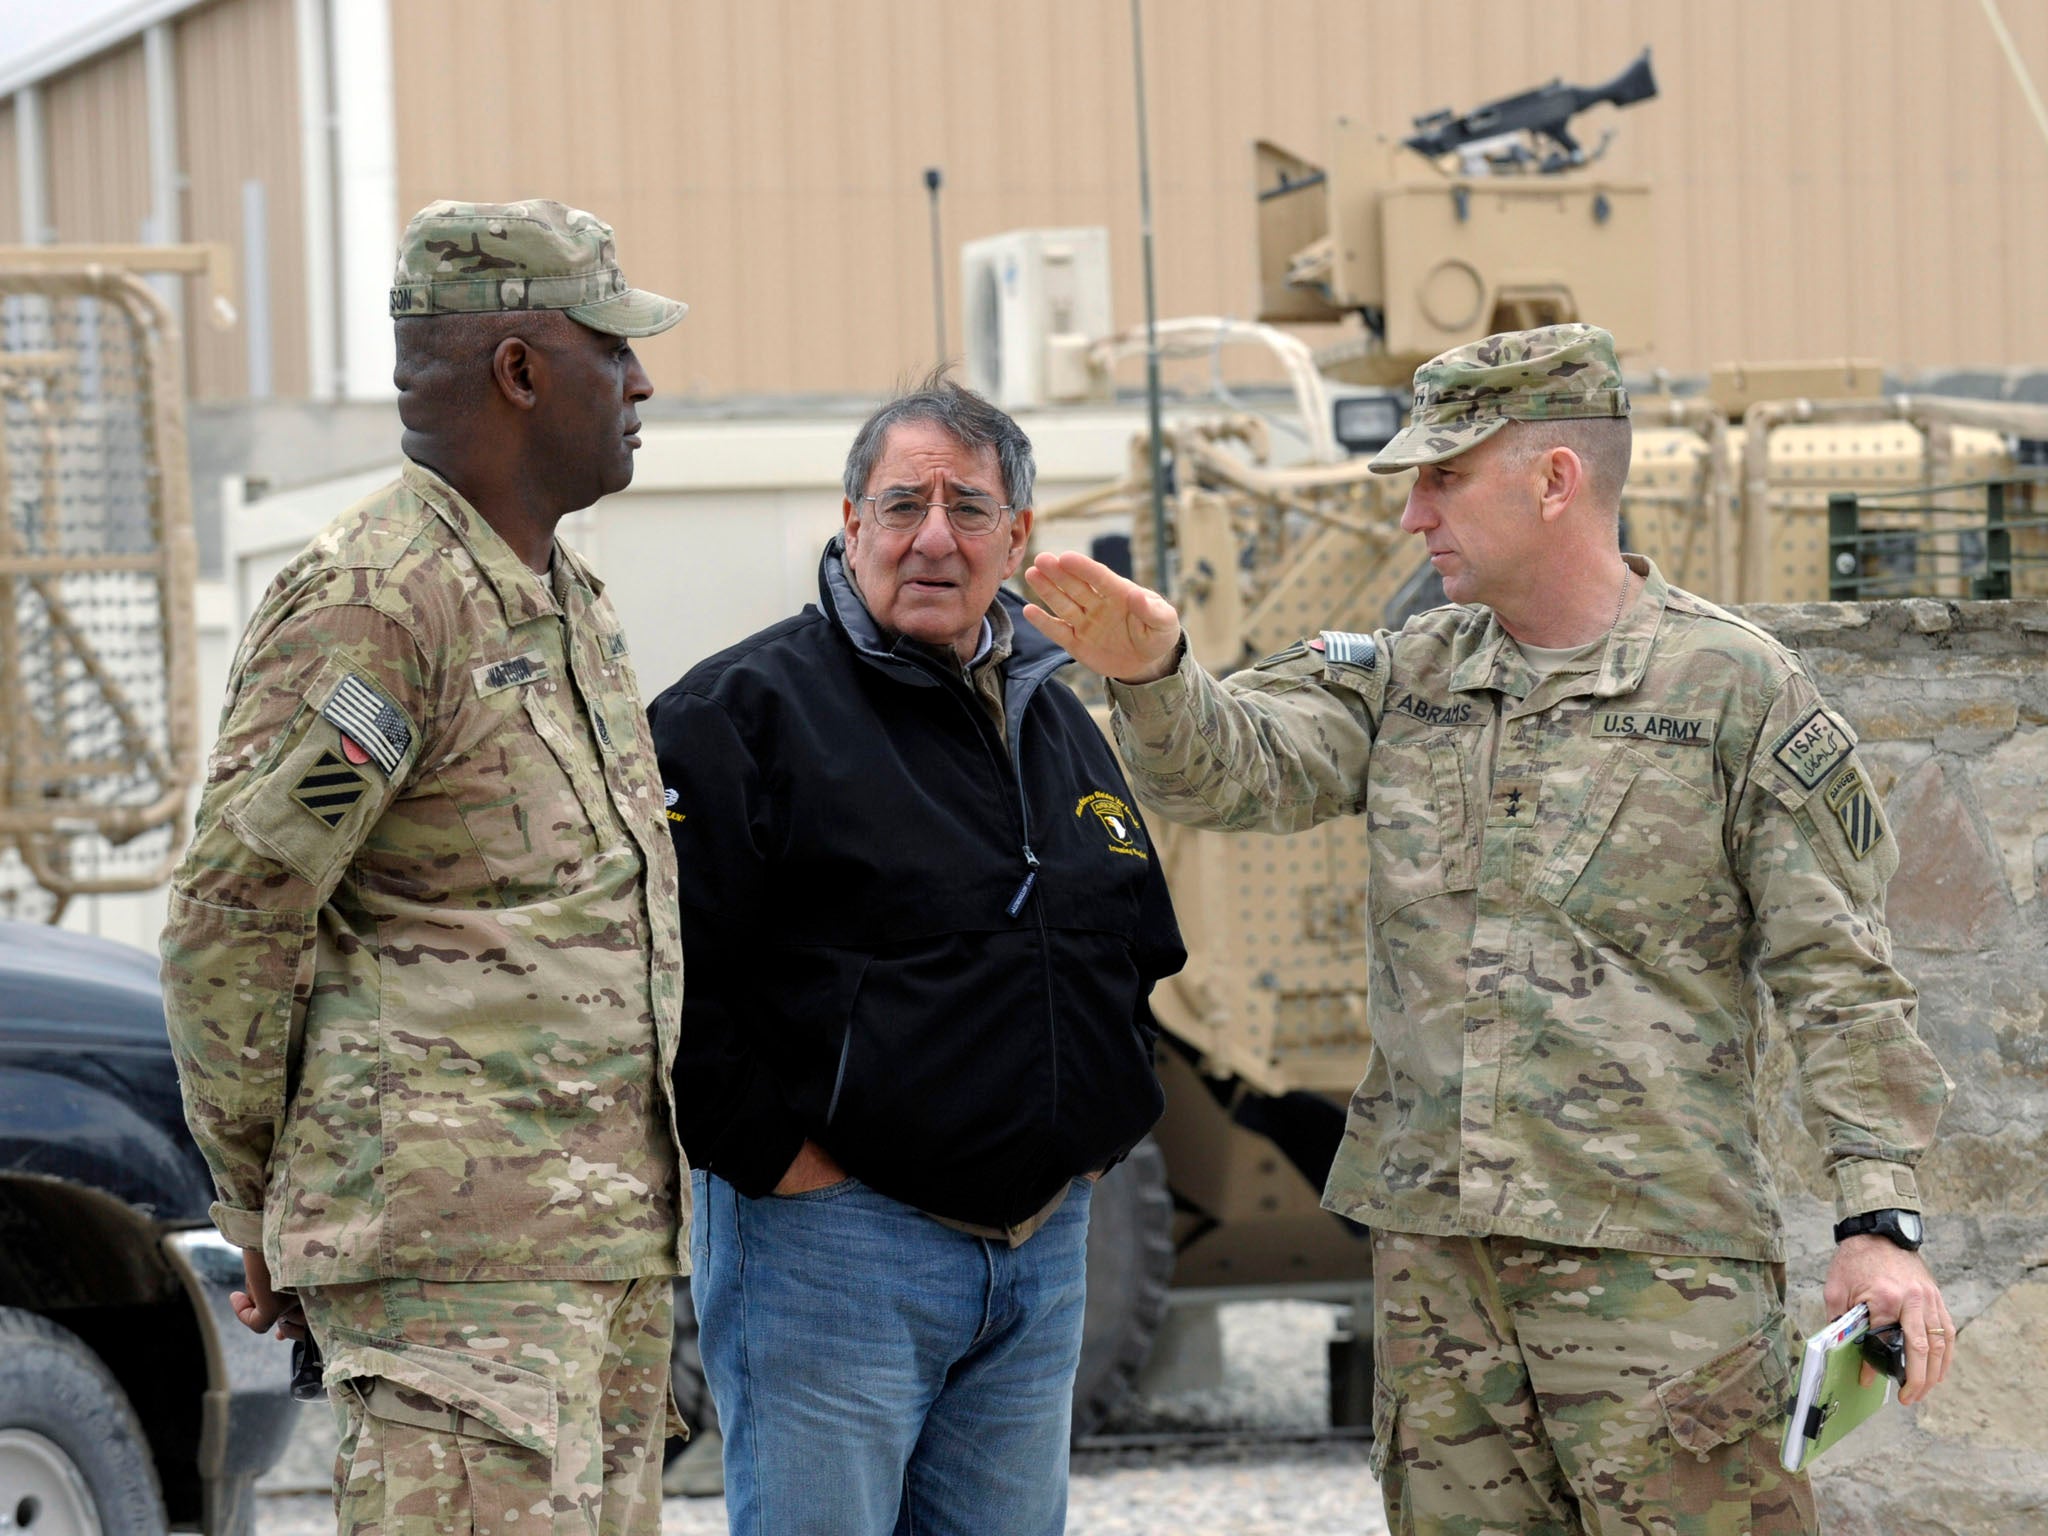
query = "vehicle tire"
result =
(1071, 1135, 1175, 1440)
(0, 1306, 166, 1536)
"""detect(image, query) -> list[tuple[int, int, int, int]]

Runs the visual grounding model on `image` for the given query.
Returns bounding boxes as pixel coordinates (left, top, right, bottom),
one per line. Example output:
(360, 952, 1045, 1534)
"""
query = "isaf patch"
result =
(291, 750, 368, 828)
(320, 674, 412, 776)
(1772, 706, 1853, 789)
(1823, 764, 1883, 860)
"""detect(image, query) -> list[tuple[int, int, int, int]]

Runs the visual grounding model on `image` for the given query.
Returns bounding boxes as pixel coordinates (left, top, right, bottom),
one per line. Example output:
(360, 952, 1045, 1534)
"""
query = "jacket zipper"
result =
(934, 665, 1065, 1128)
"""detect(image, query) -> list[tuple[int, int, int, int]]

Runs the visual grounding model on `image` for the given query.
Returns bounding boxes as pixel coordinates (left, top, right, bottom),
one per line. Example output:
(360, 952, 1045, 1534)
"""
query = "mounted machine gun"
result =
(1257, 49, 1660, 385)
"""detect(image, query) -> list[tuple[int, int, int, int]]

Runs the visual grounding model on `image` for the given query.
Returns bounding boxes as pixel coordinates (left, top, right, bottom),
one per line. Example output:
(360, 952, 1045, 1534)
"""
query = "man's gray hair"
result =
(842, 370, 1036, 510)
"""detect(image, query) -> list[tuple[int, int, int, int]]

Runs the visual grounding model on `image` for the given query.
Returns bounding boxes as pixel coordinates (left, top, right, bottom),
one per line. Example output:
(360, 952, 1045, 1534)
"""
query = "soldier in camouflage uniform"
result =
(161, 200, 690, 1536)
(1022, 325, 1956, 1535)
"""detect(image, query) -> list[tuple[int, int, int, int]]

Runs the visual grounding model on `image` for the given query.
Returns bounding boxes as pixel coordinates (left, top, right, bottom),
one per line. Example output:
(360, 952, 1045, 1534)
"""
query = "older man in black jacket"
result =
(647, 374, 1183, 1536)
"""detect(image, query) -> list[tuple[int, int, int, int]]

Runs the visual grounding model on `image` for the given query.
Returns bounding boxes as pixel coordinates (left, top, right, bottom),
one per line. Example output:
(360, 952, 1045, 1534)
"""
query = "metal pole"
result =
(1982, 480, 2012, 600)
(924, 167, 947, 366)
(1130, 0, 1170, 591)
(1827, 492, 1860, 602)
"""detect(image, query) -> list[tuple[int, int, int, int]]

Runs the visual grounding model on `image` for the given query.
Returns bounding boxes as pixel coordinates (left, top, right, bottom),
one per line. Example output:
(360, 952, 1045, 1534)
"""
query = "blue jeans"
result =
(690, 1167, 1093, 1536)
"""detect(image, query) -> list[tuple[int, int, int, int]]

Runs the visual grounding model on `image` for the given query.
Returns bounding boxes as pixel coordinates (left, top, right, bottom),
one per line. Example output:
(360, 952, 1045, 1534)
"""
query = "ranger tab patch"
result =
(1772, 706, 1853, 789)
(1824, 764, 1883, 859)
(291, 750, 368, 828)
(1311, 631, 1378, 669)
(320, 674, 412, 776)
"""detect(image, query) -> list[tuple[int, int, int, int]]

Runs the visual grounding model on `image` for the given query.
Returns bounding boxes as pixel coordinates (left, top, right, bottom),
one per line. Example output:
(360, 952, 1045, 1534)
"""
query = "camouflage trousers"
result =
(1369, 1230, 1817, 1536)
(301, 1275, 674, 1536)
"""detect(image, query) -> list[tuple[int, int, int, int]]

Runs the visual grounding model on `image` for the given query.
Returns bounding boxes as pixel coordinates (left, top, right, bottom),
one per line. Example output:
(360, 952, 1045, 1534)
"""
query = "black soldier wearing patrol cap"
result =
(164, 199, 691, 1536)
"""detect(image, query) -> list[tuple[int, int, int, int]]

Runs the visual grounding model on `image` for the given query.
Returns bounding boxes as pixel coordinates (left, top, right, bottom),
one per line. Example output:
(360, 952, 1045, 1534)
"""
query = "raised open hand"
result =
(1022, 550, 1183, 683)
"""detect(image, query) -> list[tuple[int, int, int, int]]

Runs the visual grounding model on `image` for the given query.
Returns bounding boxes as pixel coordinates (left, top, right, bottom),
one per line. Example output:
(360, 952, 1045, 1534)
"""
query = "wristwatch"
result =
(1833, 1208, 1925, 1251)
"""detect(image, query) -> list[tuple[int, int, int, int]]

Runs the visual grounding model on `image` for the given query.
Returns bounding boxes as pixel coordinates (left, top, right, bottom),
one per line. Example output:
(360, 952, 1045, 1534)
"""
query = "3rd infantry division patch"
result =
(292, 750, 368, 828)
(1823, 765, 1883, 860)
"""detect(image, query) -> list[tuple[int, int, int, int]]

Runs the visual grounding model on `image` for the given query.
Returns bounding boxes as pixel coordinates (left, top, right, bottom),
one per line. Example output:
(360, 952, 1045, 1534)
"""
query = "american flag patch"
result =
(320, 674, 413, 777)
(1316, 630, 1378, 669)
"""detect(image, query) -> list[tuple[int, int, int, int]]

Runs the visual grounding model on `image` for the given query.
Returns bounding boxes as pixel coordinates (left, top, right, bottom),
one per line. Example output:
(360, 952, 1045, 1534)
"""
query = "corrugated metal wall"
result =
(13, 0, 2048, 399)
(176, 0, 308, 397)
(388, 0, 2048, 399)
(42, 41, 151, 247)
(12, 0, 307, 398)
(0, 101, 18, 245)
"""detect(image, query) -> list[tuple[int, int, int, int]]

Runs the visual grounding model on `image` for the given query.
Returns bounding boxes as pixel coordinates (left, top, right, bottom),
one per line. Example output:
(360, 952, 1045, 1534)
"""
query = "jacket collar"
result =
(818, 533, 1067, 678)
(403, 459, 602, 626)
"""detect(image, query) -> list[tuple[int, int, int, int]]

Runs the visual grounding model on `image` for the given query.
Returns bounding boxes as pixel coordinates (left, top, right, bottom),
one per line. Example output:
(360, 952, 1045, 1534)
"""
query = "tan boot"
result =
(661, 1429, 724, 1499)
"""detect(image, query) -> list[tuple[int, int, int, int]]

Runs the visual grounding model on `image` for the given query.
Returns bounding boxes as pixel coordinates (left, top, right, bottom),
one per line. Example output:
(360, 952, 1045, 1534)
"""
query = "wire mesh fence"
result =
(1825, 477, 2048, 602)
(1, 270, 197, 922)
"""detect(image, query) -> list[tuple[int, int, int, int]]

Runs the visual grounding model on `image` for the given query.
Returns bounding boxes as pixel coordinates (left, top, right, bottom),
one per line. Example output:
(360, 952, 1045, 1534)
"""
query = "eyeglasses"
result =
(861, 492, 1012, 536)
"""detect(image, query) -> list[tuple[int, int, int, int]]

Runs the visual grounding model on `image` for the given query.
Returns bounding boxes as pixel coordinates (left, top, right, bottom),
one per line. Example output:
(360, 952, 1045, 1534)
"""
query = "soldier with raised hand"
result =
(161, 200, 689, 1536)
(1023, 324, 1954, 1535)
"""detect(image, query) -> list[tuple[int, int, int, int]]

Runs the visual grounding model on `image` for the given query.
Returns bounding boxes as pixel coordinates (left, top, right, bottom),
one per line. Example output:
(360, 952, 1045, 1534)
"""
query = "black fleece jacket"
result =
(646, 539, 1185, 1229)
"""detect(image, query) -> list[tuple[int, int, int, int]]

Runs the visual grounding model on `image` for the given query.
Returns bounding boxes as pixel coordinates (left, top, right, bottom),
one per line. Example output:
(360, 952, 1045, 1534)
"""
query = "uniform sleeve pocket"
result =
(222, 653, 404, 889)
(1655, 1319, 1791, 1457)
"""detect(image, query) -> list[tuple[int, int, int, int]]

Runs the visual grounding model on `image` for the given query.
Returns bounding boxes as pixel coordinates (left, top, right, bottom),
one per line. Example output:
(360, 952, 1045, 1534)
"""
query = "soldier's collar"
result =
(402, 459, 567, 625)
(1452, 554, 1664, 700)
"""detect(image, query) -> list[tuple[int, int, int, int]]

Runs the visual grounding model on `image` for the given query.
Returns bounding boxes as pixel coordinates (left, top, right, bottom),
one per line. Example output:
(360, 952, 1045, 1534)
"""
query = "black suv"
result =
(0, 920, 296, 1536)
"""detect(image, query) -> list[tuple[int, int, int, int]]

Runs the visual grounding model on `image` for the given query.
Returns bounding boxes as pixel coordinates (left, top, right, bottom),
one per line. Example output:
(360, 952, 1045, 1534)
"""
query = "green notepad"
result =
(1780, 1304, 1894, 1472)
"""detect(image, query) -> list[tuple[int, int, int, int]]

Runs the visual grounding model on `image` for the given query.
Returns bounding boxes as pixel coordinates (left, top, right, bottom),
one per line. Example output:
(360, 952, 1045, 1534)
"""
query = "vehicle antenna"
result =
(924, 166, 947, 365)
(1129, 0, 1170, 590)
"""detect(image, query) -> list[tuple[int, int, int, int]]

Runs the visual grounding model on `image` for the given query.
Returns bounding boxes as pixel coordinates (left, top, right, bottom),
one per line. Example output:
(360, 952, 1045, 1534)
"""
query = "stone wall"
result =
(1744, 598, 2048, 1536)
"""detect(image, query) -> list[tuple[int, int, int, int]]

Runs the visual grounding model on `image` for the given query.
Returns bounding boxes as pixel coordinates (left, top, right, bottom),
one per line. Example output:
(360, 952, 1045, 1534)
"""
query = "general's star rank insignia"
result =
(1823, 764, 1883, 860)
(291, 750, 368, 828)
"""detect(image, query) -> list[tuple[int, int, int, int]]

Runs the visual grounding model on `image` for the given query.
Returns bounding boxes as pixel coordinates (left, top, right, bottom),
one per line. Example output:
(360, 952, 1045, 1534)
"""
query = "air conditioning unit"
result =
(960, 227, 1112, 409)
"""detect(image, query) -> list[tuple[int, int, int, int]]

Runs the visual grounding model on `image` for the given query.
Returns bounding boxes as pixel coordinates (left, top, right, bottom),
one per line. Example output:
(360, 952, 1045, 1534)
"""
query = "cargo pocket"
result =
(323, 1326, 559, 1534)
(1652, 1320, 1793, 1509)
(1367, 1370, 1400, 1483)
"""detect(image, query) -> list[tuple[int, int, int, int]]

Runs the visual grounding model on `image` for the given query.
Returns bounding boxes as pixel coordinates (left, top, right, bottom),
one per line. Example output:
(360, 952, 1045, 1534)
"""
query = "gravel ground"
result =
(257, 1302, 1389, 1536)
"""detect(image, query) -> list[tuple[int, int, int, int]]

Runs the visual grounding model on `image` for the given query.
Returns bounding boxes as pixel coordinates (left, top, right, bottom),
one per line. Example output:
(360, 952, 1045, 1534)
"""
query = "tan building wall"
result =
(42, 41, 151, 247)
(0, 99, 18, 246)
(388, 0, 2048, 399)
(175, 0, 309, 398)
(13, 0, 2048, 399)
(11, 0, 312, 398)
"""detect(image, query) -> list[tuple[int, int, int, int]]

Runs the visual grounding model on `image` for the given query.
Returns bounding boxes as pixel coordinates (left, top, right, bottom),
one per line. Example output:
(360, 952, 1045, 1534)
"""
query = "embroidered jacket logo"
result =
(1076, 791, 1147, 859)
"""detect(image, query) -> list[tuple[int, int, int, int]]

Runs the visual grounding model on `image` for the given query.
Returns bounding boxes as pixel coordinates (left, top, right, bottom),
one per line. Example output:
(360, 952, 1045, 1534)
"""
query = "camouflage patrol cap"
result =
(389, 199, 687, 338)
(1368, 322, 1628, 473)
